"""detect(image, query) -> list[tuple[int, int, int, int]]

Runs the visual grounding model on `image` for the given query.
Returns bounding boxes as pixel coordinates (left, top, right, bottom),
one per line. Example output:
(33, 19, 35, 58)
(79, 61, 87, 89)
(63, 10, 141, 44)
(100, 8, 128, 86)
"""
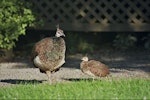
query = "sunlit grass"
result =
(0, 79, 149, 99)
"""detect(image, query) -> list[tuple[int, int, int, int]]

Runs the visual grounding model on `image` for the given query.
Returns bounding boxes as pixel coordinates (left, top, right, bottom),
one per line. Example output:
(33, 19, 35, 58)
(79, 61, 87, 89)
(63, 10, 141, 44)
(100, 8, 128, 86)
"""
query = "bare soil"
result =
(0, 49, 150, 87)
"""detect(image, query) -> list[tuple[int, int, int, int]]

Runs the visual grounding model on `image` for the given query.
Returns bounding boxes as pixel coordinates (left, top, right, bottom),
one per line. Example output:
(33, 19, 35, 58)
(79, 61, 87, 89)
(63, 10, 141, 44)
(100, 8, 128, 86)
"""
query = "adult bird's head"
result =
(55, 24, 65, 37)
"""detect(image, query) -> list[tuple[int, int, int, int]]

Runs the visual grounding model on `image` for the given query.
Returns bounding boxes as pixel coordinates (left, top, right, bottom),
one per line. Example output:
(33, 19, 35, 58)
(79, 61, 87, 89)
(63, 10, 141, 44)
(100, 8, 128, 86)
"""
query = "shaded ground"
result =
(0, 49, 150, 87)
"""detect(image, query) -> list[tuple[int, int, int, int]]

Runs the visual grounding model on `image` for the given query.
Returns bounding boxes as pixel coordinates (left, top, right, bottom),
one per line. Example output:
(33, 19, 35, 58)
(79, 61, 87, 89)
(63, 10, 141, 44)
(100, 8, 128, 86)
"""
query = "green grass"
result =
(0, 79, 149, 99)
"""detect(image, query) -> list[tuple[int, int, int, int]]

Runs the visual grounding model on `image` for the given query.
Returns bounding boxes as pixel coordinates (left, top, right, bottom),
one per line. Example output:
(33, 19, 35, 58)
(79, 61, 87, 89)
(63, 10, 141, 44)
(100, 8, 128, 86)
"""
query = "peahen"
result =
(80, 56, 109, 77)
(32, 25, 66, 83)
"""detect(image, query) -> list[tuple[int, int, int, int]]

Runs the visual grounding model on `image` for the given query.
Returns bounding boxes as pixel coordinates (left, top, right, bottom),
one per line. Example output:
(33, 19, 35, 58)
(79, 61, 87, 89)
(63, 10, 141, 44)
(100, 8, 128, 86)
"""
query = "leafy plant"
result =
(0, 0, 35, 50)
(65, 33, 79, 54)
(142, 33, 150, 50)
(78, 38, 95, 53)
(113, 33, 137, 50)
(65, 33, 95, 54)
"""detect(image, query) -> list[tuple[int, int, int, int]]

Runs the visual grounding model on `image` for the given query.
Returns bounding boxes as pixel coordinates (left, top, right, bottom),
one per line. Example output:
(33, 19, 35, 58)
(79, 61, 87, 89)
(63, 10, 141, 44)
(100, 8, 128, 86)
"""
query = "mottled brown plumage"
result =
(32, 25, 66, 83)
(80, 56, 109, 77)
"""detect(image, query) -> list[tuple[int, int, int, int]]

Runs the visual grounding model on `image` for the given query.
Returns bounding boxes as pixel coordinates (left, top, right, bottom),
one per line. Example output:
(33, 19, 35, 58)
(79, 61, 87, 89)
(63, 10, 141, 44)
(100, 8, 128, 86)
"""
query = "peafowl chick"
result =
(32, 25, 66, 83)
(80, 56, 109, 77)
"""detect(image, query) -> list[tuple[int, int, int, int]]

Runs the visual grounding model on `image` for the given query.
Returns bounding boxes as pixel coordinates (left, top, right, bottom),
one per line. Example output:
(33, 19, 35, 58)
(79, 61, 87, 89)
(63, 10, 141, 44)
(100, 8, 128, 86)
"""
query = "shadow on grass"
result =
(62, 78, 100, 82)
(0, 79, 44, 84)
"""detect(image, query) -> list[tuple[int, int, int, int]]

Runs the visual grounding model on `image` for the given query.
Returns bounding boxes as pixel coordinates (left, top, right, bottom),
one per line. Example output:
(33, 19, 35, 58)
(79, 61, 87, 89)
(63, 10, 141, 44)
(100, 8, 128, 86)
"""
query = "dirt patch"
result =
(0, 50, 150, 87)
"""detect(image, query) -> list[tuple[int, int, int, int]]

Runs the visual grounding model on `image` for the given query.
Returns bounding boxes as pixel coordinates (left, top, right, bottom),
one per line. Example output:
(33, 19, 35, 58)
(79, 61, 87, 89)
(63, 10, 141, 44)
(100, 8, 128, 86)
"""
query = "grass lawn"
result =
(0, 78, 149, 99)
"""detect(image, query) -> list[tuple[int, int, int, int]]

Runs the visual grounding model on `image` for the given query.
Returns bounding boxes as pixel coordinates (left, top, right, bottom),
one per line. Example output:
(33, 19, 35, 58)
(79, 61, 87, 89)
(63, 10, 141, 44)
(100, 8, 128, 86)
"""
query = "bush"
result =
(77, 38, 95, 53)
(65, 33, 95, 54)
(142, 33, 150, 50)
(0, 0, 35, 50)
(65, 33, 79, 54)
(113, 33, 137, 50)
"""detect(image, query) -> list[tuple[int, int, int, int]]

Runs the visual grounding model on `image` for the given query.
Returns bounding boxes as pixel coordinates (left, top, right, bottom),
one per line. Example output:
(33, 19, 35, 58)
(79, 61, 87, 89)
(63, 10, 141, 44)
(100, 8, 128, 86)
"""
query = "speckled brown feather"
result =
(32, 37, 65, 72)
(80, 60, 109, 77)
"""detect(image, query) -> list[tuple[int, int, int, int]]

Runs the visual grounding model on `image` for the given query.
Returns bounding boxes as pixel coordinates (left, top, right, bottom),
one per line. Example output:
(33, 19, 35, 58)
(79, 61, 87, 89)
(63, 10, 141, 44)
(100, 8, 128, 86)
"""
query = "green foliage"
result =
(142, 33, 150, 50)
(0, 0, 35, 50)
(65, 33, 95, 54)
(0, 79, 149, 99)
(113, 33, 137, 50)
(65, 33, 79, 54)
(78, 38, 95, 53)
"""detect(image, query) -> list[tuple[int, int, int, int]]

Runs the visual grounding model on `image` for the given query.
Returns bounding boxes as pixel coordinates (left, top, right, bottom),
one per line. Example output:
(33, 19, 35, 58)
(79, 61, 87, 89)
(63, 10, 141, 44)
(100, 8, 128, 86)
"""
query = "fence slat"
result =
(30, 0, 150, 31)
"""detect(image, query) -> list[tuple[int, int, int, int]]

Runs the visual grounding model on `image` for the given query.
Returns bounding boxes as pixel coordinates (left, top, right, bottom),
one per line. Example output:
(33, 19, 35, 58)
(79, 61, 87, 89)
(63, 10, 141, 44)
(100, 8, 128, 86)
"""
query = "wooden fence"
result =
(30, 0, 150, 32)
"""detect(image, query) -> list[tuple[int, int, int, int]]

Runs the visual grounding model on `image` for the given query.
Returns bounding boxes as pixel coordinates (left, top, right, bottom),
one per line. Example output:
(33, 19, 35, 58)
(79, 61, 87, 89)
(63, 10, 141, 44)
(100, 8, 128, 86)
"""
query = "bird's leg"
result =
(46, 71, 52, 83)
(92, 76, 95, 82)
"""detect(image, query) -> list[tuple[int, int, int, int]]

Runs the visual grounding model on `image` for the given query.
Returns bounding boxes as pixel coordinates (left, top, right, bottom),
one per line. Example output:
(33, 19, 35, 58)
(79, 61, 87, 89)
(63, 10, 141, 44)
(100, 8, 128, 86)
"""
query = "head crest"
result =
(55, 24, 65, 37)
(56, 24, 59, 29)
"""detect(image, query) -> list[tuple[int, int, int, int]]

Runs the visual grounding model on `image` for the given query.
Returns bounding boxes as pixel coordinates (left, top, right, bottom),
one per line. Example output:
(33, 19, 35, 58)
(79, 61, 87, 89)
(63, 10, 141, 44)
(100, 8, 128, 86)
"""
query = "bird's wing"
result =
(87, 60, 109, 76)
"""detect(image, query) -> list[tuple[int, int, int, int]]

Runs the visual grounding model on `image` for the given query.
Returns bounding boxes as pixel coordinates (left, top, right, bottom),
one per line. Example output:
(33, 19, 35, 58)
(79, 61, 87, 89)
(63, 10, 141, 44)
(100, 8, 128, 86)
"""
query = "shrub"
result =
(77, 38, 95, 53)
(113, 33, 137, 50)
(65, 33, 95, 54)
(65, 33, 79, 54)
(142, 33, 150, 50)
(0, 0, 35, 50)
(0, 0, 36, 60)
